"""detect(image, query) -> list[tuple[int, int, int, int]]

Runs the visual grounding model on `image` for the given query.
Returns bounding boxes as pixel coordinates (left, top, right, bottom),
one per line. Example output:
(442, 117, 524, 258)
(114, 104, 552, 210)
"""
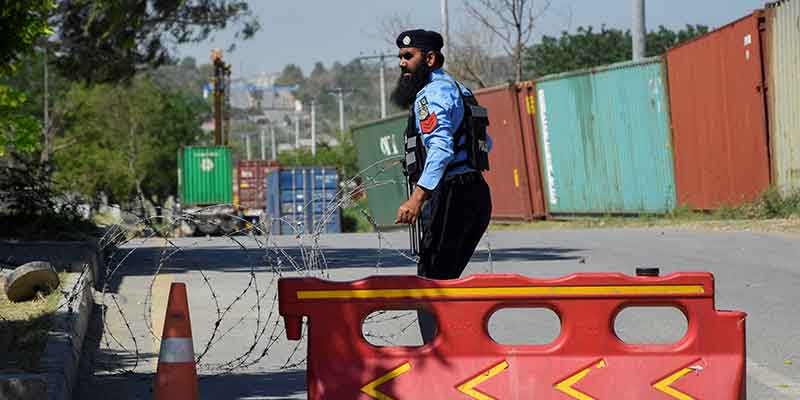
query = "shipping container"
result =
(666, 12, 771, 209)
(234, 160, 279, 219)
(767, 0, 800, 194)
(474, 83, 546, 220)
(178, 146, 233, 207)
(516, 81, 548, 219)
(266, 167, 341, 235)
(535, 58, 677, 214)
(353, 114, 408, 228)
(307, 167, 342, 234)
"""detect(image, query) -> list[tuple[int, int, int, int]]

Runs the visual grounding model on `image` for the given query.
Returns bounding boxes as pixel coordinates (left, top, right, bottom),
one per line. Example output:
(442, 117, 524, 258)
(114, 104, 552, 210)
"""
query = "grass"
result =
(0, 271, 64, 372)
(491, 188, 800, 236)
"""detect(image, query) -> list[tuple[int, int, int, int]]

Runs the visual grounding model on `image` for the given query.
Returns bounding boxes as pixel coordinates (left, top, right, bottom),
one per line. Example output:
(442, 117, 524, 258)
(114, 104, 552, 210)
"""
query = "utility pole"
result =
(355, 54, 391, 118)
(379, 55, 386, 118)
(260, 126, 266, 160)
(632, 0, 647, 61)
(311, 99, 317, 156)
(441, 0, 450, 63)
(337, 88, 345, 133)
(245, 133, 252, 160)
(270, 121, 277, 161)
(294, 112, 300, 149)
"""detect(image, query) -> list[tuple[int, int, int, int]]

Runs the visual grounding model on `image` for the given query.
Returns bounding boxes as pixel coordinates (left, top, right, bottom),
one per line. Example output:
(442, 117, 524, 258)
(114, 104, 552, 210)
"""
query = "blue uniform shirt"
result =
(414, 69, 493, 191)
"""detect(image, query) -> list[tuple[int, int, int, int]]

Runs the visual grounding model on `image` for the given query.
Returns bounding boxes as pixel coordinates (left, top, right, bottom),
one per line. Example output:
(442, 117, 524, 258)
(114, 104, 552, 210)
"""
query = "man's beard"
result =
(390, 63, 432, 109)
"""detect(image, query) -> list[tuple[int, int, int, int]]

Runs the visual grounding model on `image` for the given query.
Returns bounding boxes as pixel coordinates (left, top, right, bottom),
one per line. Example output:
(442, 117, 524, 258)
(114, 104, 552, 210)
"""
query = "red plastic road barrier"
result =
(154, 282, 199, 400)
(279, 273, 746, 399)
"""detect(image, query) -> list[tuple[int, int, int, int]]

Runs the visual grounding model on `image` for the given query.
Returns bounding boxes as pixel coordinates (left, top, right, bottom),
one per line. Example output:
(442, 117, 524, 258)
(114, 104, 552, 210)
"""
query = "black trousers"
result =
(416, 172, 491, 342)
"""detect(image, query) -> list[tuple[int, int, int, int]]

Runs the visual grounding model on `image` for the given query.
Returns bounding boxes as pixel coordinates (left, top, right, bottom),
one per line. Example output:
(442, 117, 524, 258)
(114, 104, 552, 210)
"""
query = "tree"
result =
(525, 25, 709, 78)
(448, 25, 514, 88)
(276, 64, 305, 86)
(465, 0, 551, 82)
(0, 0, 54, 75)
(50, 0, 260, 83)
(53, 75, 209, 206)
(0, 0, 55, 157)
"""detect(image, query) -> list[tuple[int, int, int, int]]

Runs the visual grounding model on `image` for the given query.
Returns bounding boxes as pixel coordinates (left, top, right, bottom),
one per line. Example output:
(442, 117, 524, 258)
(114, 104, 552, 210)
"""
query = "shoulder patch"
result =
(417, 96, 430, 120)
(420, 113, 438, 134)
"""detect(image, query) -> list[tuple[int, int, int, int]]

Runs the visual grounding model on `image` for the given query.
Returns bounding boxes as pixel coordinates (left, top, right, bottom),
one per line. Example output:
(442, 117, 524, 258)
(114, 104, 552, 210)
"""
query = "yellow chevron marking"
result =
(554, 359, 607, 400)
(360, 362, 411, 400)
(653, 365, 701, 400)
(457, 360, 510, 400)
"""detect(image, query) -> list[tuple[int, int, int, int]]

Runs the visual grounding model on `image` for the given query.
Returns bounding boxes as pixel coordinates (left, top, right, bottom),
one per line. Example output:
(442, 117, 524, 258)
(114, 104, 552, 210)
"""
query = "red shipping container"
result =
(666, 11, 771, 209)
(234, 160, 279, 214)
(475, 83, 546, 221)
(516, 81, 547, 219)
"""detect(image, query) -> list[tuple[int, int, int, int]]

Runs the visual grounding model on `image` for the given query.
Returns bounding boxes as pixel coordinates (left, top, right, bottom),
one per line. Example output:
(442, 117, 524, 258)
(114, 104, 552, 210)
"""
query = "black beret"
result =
(396, 29, 444, 52)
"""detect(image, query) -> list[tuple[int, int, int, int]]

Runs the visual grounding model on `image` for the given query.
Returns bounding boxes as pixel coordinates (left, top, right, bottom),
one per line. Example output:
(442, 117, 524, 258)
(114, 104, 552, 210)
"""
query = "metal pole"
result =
(311, 100, 317, 156)
(632, 0, 646, 61)
(260, 126, 266, 160)
(270, 121, 277, 161)
(246, 133, 252, 160)
(441, 0, 450, 64)
(338, 88, 345, 133)
(294, 112, 300, 149)
(379, 55, 387, 118)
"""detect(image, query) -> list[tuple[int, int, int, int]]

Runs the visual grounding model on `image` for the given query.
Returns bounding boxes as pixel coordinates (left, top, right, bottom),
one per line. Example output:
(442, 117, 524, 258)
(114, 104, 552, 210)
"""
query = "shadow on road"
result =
(100, 244, 584, 292)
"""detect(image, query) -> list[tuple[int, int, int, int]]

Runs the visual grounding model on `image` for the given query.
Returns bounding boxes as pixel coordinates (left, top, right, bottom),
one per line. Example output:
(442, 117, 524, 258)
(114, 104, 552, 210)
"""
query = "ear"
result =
(425, 51, 436, 68)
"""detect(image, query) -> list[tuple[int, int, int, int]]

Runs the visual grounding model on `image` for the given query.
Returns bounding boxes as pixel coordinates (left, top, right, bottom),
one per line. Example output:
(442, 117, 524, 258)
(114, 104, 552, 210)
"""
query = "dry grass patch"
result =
(0, 270, 64, 372)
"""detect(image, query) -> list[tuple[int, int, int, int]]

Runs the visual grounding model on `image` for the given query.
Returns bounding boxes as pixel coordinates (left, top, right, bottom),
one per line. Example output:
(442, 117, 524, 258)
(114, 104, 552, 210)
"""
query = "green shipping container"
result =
(353, 114, 408, 228)
(535, 58, 677, 214)
(178, 146, 233, 207)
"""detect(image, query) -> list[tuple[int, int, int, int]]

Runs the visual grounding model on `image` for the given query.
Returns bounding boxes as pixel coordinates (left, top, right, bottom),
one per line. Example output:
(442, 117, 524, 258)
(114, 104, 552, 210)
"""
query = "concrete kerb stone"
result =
(0, 270, 94, 400)
(0, 240, 106, 291)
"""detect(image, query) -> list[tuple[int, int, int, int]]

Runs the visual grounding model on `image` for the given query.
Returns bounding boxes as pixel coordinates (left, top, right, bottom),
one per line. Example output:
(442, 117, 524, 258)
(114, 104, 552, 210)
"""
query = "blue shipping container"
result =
(535, 58, 677, 214)
(266, 167, 341, 235)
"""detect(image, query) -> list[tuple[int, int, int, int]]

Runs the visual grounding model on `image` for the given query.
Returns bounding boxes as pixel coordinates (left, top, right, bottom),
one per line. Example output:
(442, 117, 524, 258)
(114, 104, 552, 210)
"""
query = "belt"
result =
(444, 171, 483, 185)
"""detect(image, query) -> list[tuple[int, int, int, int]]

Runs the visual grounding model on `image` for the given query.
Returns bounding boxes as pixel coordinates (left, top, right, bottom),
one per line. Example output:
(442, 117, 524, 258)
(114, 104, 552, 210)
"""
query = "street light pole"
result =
(311, 99, 317, 156)
(379, 55, 387, 118)
(337, 88, 345, 133)
(270, 121, 277, 161)
(441, 0, 450, 63)
(260, 126, 266, 160)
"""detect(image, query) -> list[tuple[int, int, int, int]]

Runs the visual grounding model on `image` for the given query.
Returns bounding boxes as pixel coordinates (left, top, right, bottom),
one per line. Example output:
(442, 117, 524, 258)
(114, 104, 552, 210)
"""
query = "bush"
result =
(0, 154, 98, 240)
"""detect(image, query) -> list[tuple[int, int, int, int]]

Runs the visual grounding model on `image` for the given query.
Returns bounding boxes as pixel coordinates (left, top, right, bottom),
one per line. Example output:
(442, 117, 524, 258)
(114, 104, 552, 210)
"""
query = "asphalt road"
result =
(74, 227, 800, 399)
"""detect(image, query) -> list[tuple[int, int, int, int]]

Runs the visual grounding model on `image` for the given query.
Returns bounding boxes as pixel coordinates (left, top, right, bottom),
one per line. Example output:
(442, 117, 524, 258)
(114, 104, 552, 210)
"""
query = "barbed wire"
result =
(1, 156, 496, 383)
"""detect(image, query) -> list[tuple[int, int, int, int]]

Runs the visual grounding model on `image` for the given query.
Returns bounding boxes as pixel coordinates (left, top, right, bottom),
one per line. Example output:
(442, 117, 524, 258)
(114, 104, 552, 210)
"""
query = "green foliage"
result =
(0, 86, 41, 156)
(341, 197, 374, 233)
(0, 0, 55, 75)
(51, 0, 259, 83)
(275, 64, 305, 85)
(0, 155, 97, 241)
(53, 72, 210, 206)
(525, 25, 709, 78)
(711, 188, 800, 220)
(277, 137, 359, 182)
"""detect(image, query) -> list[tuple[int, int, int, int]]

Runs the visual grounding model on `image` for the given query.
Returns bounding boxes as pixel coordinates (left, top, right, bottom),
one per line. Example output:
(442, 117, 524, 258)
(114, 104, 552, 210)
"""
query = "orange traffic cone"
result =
(154, 282, 199, 400)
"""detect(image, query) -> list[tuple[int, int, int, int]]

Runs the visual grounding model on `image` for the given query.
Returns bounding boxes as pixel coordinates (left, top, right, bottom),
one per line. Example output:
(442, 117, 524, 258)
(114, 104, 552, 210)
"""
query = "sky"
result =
(178, 0, 767, 79)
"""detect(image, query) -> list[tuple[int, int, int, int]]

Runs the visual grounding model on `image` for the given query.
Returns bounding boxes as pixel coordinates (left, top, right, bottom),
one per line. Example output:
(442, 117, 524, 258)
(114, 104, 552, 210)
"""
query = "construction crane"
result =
(211, 49, 232, 146)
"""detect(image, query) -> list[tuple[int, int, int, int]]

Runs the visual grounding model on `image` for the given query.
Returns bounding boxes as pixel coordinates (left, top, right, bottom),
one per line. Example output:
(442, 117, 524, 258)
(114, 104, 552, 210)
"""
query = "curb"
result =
(0, 270, 94, 400)
(0, 240, 106, 291)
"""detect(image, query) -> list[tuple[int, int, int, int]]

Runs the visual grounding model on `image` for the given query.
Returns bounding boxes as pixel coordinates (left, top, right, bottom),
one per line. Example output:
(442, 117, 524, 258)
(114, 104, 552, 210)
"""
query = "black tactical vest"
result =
(403, 83, 490, 184)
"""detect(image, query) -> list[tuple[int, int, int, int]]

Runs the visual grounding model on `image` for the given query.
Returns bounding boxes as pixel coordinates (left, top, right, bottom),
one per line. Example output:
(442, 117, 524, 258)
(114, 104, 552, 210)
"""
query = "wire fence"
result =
(1, 155, 495, 381)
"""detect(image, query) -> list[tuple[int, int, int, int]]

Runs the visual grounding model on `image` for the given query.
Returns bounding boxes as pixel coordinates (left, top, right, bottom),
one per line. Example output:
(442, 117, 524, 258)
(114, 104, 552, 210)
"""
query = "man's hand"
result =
(395, 185, 430, 224)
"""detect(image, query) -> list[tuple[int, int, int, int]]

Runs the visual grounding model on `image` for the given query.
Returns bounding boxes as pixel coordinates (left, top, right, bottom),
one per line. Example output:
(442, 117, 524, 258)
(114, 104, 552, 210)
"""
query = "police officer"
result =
(392, 29, 492, 342)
